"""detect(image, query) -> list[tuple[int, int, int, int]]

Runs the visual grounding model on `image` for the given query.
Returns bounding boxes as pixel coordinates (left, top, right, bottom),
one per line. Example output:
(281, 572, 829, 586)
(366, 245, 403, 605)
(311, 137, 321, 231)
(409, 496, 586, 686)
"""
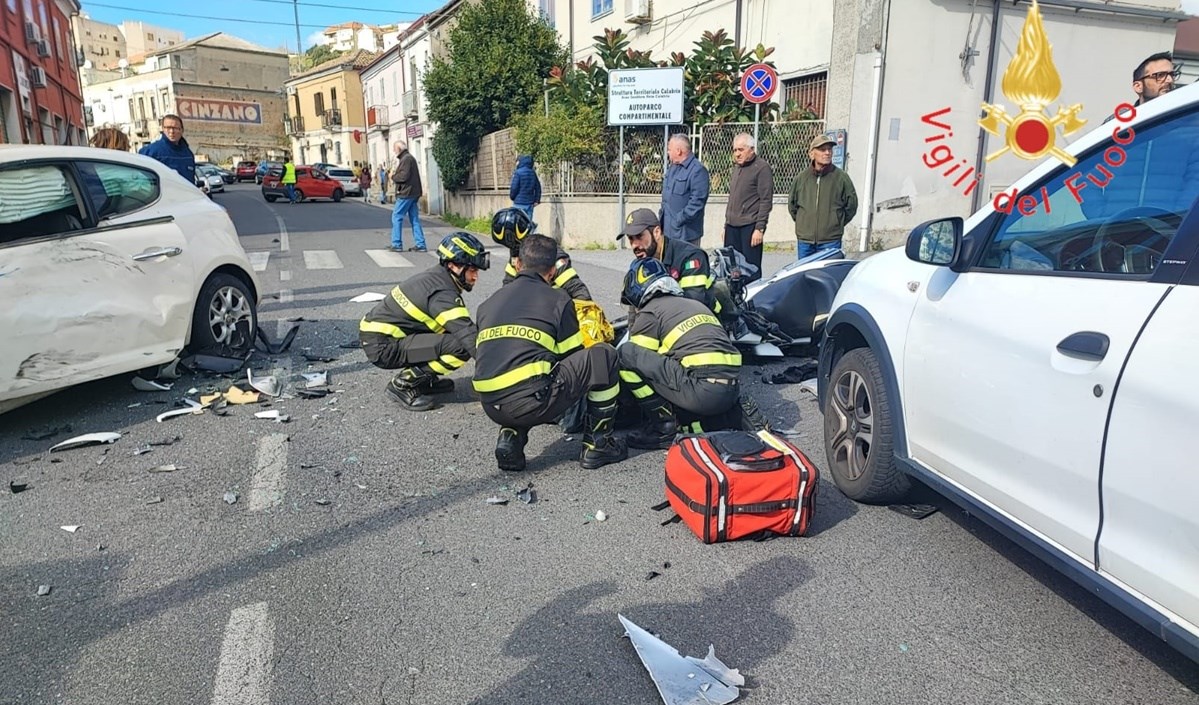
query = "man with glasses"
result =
(138, 114, 196, 186)
(1133, 52, 1179, 105)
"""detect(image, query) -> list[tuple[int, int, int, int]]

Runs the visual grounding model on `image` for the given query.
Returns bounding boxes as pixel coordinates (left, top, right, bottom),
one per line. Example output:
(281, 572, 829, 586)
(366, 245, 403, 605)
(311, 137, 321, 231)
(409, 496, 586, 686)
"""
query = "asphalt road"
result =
(2, 184, 1196, 705)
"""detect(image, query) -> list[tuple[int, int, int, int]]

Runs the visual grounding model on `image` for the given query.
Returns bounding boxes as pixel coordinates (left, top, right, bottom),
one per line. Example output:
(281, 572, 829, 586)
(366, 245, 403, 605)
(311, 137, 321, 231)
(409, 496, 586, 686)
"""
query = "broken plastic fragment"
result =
(255, 325, 299, 355)
(223, 491, 238, 505)
(10, 479, 28, 494)
(618, 614, 745, 705)
(131, 377, 173, 392)
(248, 370, 281, 397)
(156, 407, 203, 423)
(148, 464, 181, 473)
(302, 353, 337, 363)
(595, 510, 607, 522)
(133, 445, 154, 456)
(486, 495, 509, 505)
(798, 378, 818, 397)
(645, 571, 661, 581)
(61, 525, 80, 533)
(301, 372, 328, 388)
(516, 487, 537, 504)
(350, 292, 386, 303)
(145, 496, 164, 505)
(148, 435, 182, 446)
(157, 358, 183, 380)
(49, 432, 121, 453)
(37, 584, 51, 596)
(295, 388, 330, 399)
(314, 499, 331, 506)
(184, 353, 248, 374)
(254, 410, 290, 422)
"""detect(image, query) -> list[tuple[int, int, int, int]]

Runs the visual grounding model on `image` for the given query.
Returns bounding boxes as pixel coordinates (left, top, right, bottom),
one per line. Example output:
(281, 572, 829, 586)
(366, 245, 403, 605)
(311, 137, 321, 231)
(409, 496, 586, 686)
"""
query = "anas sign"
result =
(176, 98, 263, 125)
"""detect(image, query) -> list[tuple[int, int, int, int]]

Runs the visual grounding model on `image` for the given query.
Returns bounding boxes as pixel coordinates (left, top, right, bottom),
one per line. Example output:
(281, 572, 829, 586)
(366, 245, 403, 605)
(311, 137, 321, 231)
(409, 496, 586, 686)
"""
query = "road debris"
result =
(618, 614, 745, 705)
(155, 358, 183, 380)
(301, 372, 328, 388)
(156, 406, 203, 423)
(486, 496, 509, 505)
(247, 370, 281, 397)
(145, 496, 164, 505)
(60, 525, 80, 533)
(595, 510, 608, 522)
(201, 386, 260, 405)
(516, 486, 537, 504)
(49, 432, 121, 453)
(645, 571, 662, 581)
(254, 410, 290, 423)
(182, 353, 249, 374)
(302, 352, 338, 363)
(148, 464, 182, 473)
(255, 325, 299, 355)
(798, 379, 818, 397)
(338, 340, 362, 349)
(131, 377, 173, 392)
(22, 424, 72, 441)
(763, 360, 818, 385)
(888, 503, 939, 520)
(223, 491, 238, 505)
(148, 436, 182, 446)
(37, 584, 52, 597)
(9, 479, 28, 494)
(350, 292, 386, 303)
(314, 499, 331, 506)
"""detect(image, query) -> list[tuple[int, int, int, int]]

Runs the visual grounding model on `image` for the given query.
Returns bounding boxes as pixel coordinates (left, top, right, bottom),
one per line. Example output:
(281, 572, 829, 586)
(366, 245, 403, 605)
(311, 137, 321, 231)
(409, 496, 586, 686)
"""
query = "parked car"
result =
(817, 84, 1199, 663)
(311, 162, 337, 174)
(255, 161, 281, 184)
(324, 166, 362, 196)
(235, 160, 257, 182)
(261, 165, 345, 203)
(0, 145, 261, 414)
(195, 164, 225, 193)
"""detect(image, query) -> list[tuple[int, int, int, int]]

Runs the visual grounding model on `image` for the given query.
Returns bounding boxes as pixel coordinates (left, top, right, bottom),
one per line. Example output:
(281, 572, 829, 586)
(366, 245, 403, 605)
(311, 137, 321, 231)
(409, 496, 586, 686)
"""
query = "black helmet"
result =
(621, 257, 672, 307)
(490, 207, 533, 252)
(438, 232, 490, 291)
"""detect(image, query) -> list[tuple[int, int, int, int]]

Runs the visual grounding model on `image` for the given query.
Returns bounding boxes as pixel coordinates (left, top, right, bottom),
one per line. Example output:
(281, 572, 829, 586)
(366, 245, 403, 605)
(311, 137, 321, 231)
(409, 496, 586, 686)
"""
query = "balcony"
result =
(402, 90, 418, 118)
(321, 109, 342, 130)
(133, 118, 148, 136)
(285, 115, 305, 135)
(367, 105, 389, 131)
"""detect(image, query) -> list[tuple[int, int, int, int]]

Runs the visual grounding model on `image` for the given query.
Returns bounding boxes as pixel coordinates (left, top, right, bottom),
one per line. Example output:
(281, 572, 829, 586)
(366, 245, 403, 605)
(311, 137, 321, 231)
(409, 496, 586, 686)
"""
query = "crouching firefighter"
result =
(491, 206, 592, 300)
(473, 233, 627, 472)
(618, 258, 767, 448)
(359, 232, 490, 411)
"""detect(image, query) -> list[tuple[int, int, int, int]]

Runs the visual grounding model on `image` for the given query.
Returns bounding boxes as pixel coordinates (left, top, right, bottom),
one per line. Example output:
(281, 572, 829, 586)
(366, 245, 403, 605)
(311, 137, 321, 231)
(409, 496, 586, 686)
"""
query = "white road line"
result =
(280, 270, 291, 281)
(303, 250, 344, 270)
(279, 289, 294, 304)
(210, 602, 274, 705)
(247, 252, 270, 272)
(249, 433, 288, 512)
(273, 214, 290, 252)
(364, 249, 414, 268)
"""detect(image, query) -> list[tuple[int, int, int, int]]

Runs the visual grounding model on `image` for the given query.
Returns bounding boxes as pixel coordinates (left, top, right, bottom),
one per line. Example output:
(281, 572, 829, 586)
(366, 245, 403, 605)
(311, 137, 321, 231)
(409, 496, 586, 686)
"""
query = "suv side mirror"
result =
(906, 217, 963, 267)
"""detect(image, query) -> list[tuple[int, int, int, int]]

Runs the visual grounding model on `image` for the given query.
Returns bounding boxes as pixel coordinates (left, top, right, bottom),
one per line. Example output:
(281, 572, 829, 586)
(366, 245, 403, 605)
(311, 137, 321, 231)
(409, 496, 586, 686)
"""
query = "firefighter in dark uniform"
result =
(491, 206, 592, 300)
(473, 233, 627, 472)
(617, 208, 716, 312)
(359, 232, 490, 411)
(618, 258, 748, 448)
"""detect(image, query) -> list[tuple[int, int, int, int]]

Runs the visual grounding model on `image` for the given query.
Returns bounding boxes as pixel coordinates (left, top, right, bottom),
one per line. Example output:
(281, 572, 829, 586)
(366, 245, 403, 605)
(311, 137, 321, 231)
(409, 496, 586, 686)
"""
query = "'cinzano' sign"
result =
(177, 98, 263, 125)
(607, 67, 684, 126)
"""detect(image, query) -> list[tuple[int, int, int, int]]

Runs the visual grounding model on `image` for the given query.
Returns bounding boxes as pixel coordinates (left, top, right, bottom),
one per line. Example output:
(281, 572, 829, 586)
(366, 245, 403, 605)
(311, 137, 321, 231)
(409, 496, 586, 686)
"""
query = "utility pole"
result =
(293, 0, 303, 57)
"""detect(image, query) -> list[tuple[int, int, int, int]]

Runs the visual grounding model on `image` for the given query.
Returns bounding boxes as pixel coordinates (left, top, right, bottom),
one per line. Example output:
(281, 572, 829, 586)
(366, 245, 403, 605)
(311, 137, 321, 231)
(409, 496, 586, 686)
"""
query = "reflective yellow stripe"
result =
(391, 287, 443, 333)
(587, 383, 620, 403)
(505, 261, 518, 277)
(439, 354, 467, 369)
(428, 360, 452, 375)
(630, 335, 659, 350)
(630, 384, 654, 399)
(677, 274, 710, 290)
(472, 361, 553, 392)
(660, 314, 721, 353)
(680, 351, 741, 368)
(477, 325, 556, 354)
(556, 331, 584, 355)
(434, 306, 470, 327)
(553, 267, 579, 288)
(359, 318, 406, 338)
(619, 370, 643, 383)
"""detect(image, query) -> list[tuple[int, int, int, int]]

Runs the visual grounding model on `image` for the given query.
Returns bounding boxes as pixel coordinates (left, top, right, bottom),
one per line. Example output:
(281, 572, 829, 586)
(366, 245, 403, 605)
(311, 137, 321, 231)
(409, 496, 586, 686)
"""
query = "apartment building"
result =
(1, 0, 86, 145)
(285, 49, 375, 167)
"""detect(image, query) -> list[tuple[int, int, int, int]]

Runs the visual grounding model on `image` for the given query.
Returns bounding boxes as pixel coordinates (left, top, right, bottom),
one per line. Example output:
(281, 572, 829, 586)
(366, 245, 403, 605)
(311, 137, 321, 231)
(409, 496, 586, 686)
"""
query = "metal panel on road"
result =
(302, 250, 344, 270)
(364, 249, 415, 268)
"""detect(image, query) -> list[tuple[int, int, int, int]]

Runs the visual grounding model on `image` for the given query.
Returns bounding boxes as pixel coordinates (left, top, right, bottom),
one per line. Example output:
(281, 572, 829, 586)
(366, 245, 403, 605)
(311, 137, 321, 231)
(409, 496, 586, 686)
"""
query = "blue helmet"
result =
(621, 258, 672, 307)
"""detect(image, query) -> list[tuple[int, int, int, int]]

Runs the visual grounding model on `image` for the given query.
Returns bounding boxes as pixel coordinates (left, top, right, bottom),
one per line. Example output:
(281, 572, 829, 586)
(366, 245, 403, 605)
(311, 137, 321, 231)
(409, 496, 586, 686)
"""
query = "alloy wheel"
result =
(207, 285, 254, 349)
(828, 369, 874, 482)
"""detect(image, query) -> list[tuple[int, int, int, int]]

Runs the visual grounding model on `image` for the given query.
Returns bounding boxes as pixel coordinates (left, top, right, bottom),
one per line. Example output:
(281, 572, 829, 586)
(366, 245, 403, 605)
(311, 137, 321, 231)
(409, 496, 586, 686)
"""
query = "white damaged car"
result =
(818, 84, 1199, 662)
(0, 145, 261, 413)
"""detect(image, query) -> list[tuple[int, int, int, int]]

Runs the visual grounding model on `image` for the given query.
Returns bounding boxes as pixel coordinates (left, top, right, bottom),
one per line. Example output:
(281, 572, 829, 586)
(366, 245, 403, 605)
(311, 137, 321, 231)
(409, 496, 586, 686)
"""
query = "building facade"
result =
(120, 20, 183, 59)
(71, 13, 124, 70)
(1, 0, 85, 145)
(285, 49, 374, 168)
(83, 33, 290, 162)
(320, 22, 384, 53)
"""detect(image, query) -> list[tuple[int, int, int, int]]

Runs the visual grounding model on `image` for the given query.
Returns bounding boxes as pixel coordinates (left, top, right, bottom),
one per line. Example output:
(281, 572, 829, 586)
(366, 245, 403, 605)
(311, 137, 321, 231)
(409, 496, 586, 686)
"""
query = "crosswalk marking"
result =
(364, 249, 415, 268)
(247, 252, 270, 272)
(211, 602, 273, 705)
(302, 250, 344, 269)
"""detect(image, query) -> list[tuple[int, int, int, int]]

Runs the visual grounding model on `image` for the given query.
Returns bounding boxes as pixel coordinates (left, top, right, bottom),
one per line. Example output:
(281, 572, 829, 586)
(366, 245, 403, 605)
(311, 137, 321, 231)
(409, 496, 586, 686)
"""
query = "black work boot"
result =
(627, 398, 678, 450)
(737, 393, 770, 432)
(418, 376, 455, 395)
(495, 427, 529, 472)
(579, 399, 628, 469)
(385, 368, 437, 411)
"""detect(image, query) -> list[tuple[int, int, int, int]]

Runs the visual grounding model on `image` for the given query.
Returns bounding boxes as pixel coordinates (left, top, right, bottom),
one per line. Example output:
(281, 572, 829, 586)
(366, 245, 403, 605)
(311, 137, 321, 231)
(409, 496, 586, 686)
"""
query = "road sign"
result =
(740, 64, 778, 105)
(607, 67, 685, 126)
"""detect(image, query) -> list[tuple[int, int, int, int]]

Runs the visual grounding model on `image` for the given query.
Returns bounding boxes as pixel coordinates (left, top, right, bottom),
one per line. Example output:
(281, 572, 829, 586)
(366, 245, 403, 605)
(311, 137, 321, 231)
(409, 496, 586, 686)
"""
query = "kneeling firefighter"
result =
(359, 232, 490, 411)
(491, 207, 592, 301)
(618, 258, 768, 448)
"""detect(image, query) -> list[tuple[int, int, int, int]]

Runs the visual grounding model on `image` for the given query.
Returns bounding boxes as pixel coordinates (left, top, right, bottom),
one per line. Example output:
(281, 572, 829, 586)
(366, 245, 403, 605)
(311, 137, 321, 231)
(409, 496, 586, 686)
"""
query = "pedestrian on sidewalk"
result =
(788, 134, 857, 259)
(509, 155, 541, 222)
(723, 133, 773, 281)
(660, 134, 709, 245)
(359, 164, 372, 199)
(390, 139, 426, 252)
(378, 164, 389, 204)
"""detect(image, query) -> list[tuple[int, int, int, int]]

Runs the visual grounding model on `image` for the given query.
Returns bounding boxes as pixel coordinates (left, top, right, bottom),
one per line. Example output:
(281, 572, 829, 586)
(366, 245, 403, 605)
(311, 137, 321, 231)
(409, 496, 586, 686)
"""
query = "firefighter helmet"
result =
(490, 207, 533, 252)
(621, 258, 673, 307)
(438, 232, 490, 291)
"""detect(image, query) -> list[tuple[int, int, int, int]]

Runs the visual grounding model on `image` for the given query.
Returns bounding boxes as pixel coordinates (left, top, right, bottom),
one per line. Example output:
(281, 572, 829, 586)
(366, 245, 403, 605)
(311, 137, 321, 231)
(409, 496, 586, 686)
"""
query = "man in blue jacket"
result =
(509, 155, 541, 222)
(138, 114, 196, 186)
(660, 134, 710, 245)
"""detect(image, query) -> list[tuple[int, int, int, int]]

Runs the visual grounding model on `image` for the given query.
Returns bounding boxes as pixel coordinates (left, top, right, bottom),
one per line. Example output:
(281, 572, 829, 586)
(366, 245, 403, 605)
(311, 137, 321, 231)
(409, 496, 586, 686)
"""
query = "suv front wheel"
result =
(823, 347, 910, 503)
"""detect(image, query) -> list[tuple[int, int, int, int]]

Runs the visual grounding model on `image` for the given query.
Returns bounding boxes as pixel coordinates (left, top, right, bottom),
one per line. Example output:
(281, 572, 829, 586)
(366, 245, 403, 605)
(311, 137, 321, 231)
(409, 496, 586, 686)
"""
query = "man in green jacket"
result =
(788, 134, 858, 259)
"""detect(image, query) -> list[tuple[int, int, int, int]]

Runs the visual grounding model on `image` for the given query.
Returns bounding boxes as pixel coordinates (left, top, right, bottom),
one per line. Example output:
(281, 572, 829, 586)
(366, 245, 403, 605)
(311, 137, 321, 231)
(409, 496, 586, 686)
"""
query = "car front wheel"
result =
(823, 347, 909, 503)
(191, 273, 257, 354)
(332, 188, 344, 202)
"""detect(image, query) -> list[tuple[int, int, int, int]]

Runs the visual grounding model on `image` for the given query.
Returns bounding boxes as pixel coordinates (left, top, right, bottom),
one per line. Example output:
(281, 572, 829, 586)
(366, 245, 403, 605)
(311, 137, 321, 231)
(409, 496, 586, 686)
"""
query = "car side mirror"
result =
(906, 217, 963, 268)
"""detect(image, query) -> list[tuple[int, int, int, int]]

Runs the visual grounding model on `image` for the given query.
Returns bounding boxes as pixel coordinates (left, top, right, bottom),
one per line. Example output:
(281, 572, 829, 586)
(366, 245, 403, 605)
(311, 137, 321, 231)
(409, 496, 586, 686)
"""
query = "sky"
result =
(79, 0, 448, 54)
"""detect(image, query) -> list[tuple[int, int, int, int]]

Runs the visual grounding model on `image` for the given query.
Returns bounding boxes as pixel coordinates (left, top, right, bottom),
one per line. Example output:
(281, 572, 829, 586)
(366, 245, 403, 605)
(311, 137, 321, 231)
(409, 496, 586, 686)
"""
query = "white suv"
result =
(818, 83, 1199, 663)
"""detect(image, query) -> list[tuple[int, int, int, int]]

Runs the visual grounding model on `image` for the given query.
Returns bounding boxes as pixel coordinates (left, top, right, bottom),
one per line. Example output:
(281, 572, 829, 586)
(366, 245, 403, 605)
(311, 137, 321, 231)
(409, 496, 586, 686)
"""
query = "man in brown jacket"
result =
(724, 133, 773, 281)
(390, 139, 426, 252)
